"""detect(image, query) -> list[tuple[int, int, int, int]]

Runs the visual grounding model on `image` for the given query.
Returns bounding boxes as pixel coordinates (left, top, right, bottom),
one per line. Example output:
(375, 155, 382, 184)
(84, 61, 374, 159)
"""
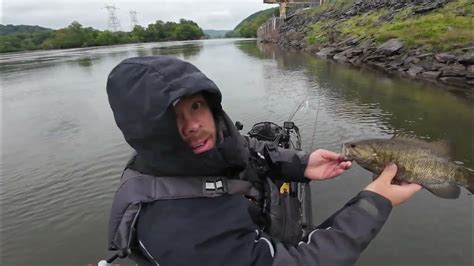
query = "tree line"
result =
(0, 19, 204, 53)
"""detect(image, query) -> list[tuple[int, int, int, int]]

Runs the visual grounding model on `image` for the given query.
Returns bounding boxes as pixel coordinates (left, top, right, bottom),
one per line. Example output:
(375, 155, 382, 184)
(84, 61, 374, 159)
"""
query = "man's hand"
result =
(304, 149, 352, 181)
(364, 163, 422, 207)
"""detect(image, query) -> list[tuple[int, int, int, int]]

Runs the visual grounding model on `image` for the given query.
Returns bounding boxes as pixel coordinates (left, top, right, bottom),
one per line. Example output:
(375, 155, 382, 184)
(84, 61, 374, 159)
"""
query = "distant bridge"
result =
(258, 0, 332, 42)
(264, 0, 331, 18)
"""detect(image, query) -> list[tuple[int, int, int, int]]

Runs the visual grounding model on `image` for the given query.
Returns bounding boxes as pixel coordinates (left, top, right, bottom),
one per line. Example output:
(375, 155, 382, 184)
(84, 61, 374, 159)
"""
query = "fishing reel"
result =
(238, 121, 300, 150)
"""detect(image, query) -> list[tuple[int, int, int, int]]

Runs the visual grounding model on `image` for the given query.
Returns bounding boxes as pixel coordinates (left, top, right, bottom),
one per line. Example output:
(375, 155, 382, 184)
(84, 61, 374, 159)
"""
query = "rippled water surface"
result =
(1, 39, 473, 266)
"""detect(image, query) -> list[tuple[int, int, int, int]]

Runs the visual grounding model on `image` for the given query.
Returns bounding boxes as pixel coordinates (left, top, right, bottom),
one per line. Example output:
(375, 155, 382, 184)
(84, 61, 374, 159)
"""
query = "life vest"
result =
(107, 155, 304, 262)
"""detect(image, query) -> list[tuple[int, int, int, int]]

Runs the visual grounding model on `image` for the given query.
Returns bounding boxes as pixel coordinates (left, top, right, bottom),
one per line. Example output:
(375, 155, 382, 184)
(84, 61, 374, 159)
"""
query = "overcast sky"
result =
(1, 0, 278, 31)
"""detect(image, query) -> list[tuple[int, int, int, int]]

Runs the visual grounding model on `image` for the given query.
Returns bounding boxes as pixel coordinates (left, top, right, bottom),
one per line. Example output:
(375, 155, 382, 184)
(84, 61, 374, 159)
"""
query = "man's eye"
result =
(191, 101, 202, 110)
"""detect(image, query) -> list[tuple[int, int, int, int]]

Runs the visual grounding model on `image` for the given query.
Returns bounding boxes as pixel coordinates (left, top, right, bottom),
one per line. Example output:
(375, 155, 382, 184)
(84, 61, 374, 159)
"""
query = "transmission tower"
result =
(130, 10, 139, 29)
(104, 4, 122, 31)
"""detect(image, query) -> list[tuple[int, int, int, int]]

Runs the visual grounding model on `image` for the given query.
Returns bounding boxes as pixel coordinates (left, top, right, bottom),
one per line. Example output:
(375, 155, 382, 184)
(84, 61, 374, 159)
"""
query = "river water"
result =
(1, 39, 472, 266)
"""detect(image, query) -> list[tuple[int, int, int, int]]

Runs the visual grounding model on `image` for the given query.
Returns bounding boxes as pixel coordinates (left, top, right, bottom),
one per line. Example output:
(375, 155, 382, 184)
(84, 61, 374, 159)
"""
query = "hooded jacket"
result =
(106, 56, 393, 266)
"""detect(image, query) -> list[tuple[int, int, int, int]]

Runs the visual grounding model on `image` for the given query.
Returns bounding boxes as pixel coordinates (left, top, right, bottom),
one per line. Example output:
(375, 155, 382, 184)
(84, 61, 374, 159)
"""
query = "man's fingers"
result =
(320, 150, 341, 161)
(339, 161, 352, 170)
(378, 163, 398, 182)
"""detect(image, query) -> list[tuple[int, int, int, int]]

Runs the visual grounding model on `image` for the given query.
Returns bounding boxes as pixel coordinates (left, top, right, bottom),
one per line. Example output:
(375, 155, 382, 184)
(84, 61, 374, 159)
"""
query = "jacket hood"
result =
(107, 56, 248, 176)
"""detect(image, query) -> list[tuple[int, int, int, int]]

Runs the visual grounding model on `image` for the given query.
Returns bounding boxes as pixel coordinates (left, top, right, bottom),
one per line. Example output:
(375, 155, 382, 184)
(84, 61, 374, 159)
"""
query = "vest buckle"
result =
(204, 177, 227, 194)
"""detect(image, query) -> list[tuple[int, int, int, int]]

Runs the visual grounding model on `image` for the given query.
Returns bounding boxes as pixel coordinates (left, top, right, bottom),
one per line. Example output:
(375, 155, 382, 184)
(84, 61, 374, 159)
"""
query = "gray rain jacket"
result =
(106, 56, 392, 266)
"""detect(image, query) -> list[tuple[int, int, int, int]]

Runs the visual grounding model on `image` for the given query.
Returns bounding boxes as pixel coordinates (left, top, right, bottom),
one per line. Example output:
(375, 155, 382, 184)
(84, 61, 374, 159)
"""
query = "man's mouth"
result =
(190, 137, 212, 154)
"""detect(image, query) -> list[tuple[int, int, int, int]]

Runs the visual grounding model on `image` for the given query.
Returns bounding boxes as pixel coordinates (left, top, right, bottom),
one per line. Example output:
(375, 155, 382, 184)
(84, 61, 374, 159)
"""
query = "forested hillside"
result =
(1, 24, 53, 35)
(226, 7, 278, 38)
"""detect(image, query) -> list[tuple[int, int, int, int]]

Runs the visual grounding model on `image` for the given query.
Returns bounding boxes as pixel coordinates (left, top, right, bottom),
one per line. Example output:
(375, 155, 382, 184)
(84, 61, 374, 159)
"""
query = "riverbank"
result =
(259, 0, 473, 89)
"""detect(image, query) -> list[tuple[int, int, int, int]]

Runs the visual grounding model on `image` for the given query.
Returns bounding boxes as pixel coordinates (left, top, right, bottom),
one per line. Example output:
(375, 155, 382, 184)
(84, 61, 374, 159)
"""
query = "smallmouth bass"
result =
(342, 136, 474, 199)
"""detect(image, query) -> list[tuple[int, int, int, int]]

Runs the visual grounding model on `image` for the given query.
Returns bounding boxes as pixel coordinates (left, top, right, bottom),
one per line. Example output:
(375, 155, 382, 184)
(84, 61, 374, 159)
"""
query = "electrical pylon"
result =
(103, 3, 122, 32)
(130, 10, 139, 29)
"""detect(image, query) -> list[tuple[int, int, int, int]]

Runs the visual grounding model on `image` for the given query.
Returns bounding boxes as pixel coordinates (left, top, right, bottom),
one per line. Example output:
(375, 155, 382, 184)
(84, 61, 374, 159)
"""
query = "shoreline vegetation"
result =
(0, 19, 205, 53)
(258, 0, 474, 89)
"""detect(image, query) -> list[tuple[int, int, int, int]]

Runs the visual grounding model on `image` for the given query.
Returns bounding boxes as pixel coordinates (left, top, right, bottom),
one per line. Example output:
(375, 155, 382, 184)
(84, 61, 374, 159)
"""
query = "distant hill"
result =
(226, 7, 279, 38)
(203, 30, 230, 39)
(0, 24, 53, 35)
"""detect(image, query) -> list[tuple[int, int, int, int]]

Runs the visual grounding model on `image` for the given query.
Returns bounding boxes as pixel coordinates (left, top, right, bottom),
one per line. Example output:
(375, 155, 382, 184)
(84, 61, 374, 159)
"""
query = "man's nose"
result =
(183, 118, 201, 136)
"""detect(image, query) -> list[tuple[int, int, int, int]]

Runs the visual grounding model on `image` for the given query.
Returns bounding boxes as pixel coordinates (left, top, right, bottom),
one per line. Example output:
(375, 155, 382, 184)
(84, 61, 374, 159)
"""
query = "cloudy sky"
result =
(1, 0, 278, 31)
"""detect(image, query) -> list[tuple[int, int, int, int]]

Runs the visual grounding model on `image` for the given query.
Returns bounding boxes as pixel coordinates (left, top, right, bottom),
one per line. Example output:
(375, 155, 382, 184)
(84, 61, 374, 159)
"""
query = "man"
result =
(104, 56, 421, 266)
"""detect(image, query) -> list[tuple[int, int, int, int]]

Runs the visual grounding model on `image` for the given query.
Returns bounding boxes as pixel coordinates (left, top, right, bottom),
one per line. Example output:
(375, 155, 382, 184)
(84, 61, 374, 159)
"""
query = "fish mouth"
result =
(341, 143, 353, 161)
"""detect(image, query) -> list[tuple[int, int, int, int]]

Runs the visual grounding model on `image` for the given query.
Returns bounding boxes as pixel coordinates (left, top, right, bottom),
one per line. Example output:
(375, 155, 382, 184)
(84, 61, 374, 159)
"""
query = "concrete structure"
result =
(259, 0, 323, 42)
(257, 16, 284, 43)
(264, 0, 324, 18)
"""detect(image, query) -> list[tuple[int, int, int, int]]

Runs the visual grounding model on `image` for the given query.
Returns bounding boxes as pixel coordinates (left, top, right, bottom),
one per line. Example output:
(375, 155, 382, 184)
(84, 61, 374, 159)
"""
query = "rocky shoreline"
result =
(263, 0, 473, 89)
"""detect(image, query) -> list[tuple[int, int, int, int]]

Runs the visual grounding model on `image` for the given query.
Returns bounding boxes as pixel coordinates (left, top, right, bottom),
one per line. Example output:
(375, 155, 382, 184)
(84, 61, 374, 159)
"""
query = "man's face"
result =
(174, 94, 217, 154)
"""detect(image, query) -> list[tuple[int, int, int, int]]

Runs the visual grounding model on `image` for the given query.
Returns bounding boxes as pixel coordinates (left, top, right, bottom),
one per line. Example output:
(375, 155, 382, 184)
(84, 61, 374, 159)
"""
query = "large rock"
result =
(316, 47, 337, 58)
(435, 53, 457, 64)
(363, 54, 387, 62)
(368, 61, 388, 71)
(458, 52, 474, 65)
(290, 40, 300, 47)
(407, 66, 424, 77)
(404, 56, 421, 65)
(439, 77, 468, 87)
(440, 64, 466, 77)
(462, 44, 474, 51)
(420, 71, 441, 79)
(336, 37, 359, 47)
(333, 53, 349, 63)
(419, 58, 444, 71)
(304, 45, 321, 54)
(337, 47, 363, 58)
(377, 39, 404, 55)
(467, 65, 474, 73)
(348, 48, 363, 57)
(349, 56, 363, 65)
(415, 52, 433, 58)
(414, 2, 443, 14)
(388, 61, 403, 71)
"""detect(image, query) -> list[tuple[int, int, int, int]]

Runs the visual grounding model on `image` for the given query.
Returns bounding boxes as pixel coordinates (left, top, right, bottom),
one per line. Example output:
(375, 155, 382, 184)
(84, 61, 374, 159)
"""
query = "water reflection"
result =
(150, 43, 203, 59)
(236, 41, 266, 59)
(76, 57, 94, 67)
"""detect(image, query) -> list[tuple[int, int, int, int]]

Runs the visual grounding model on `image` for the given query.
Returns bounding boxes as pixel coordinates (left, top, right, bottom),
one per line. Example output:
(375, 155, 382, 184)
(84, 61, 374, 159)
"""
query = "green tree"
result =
(174, 23, 202, 40)
(131, 25, 146, 42)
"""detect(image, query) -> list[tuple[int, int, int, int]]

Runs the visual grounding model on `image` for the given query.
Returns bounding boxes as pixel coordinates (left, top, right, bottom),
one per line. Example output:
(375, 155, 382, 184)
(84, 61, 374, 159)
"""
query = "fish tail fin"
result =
(466, 168, 474, 194)
(467, 183, 474, 194)
(468, 181, 474, 195)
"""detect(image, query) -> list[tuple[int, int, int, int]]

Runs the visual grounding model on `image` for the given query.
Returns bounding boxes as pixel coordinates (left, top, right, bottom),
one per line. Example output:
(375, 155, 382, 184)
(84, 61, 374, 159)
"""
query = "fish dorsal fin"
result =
(429, 140, 452, 158)
(391, 134, 427, 143)
(391, 135, 452, 159)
